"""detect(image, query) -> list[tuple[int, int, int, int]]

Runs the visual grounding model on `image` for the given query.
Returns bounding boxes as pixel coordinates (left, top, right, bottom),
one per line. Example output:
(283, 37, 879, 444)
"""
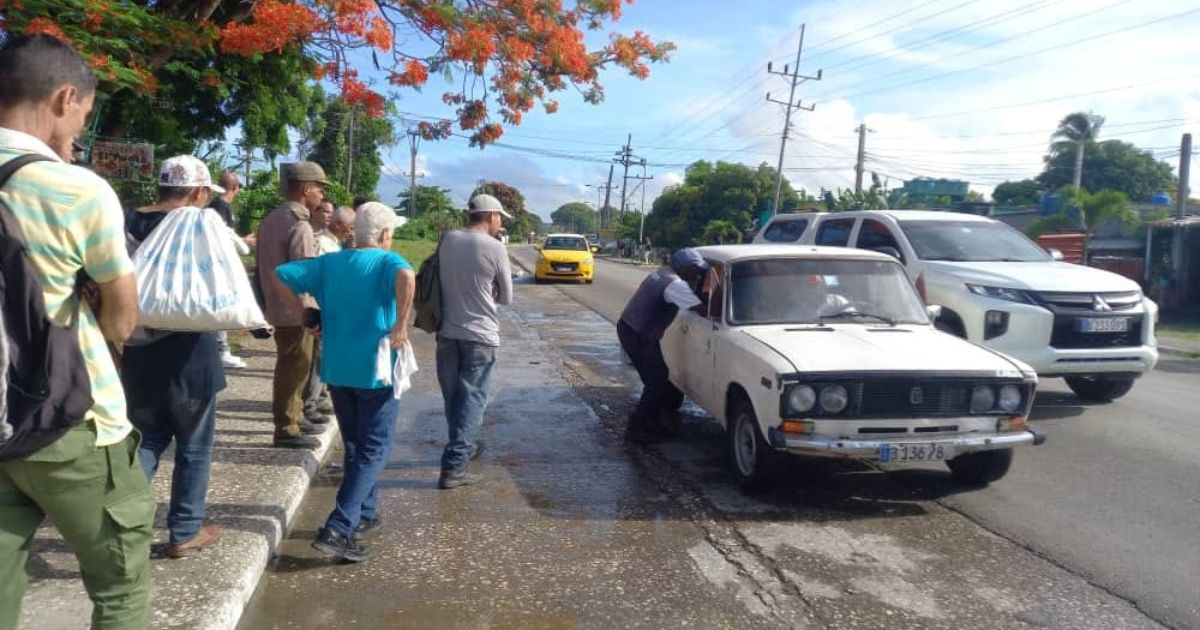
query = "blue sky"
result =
(351, 0, 1200, 221)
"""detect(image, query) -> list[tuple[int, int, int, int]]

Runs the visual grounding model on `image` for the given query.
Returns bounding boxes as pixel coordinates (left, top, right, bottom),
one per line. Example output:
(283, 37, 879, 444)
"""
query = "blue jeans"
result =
(130, 397, 217, 545)
(435, 337, 498, 475)
(326, 386, 399, 538)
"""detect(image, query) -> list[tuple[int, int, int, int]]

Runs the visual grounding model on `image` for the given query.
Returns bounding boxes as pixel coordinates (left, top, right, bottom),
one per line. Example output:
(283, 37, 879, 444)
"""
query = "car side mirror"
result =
(1047, 248, 1064, 261)
(591, 245, 601, 254)
(925, 304, 943, 321)
(871, 246, 903, 260)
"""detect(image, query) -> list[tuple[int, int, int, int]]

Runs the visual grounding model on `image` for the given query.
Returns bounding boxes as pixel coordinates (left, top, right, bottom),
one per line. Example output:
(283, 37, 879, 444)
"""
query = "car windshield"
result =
(729, 258, 929, 326)
(544, 237, 588, 251)
(899, 220, 1050, 262)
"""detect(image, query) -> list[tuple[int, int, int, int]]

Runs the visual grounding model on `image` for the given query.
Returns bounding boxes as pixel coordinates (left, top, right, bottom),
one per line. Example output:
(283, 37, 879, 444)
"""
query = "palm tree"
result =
(1050, 112, 1105, 190)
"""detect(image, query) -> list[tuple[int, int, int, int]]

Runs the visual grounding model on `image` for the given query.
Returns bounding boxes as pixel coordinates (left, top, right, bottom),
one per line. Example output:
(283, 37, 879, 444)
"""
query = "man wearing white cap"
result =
(433, 194, 513, 489)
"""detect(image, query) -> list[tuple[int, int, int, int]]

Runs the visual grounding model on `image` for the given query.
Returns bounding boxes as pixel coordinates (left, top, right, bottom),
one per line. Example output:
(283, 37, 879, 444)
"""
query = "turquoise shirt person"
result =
(276, 249, 412, 389)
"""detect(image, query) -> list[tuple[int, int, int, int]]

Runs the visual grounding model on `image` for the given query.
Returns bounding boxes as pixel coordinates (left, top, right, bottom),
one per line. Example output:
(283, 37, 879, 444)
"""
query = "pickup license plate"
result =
(879, 443, 951, 463)
(1077, 317, 1129, 333)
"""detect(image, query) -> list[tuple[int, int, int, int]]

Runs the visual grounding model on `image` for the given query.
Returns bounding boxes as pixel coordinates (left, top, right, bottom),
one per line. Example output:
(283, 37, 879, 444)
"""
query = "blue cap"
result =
(671, 248, 709, 272)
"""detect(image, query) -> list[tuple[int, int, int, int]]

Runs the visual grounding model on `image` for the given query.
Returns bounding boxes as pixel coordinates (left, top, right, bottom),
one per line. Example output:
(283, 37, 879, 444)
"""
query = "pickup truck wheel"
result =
(946, 449, 1013, 486)
(727, 399, 776, 492)
(1065, 376, 1135, 402)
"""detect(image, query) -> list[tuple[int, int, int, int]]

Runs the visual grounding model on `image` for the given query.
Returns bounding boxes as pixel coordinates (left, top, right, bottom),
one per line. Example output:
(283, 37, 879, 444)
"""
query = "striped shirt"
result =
(0, 127, 135, 447)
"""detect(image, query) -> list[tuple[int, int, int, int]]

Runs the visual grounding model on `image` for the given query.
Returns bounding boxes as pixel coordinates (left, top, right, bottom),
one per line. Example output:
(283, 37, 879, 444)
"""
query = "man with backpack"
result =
(0, 35, 152, 628)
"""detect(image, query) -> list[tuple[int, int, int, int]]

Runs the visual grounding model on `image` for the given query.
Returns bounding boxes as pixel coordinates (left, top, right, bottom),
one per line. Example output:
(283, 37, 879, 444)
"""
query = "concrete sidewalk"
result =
(22, 335, 339, 630)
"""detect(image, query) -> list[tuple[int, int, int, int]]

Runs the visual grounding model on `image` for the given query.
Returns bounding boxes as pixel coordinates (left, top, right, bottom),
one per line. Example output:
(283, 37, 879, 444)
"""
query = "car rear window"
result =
(762, 218, 809, 242)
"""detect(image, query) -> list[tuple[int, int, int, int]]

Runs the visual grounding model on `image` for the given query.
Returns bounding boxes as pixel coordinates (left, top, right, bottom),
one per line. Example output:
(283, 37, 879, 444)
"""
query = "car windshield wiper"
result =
(821, 311, 896, 325)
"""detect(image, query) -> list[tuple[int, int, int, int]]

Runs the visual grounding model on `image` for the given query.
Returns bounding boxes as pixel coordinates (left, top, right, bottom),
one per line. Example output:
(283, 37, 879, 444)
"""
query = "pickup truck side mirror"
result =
(1047, 248, 1064, 261)
(925, 304, 943, 321)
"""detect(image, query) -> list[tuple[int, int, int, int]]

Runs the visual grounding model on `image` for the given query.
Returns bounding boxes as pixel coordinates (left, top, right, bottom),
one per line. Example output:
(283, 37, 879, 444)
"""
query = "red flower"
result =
(389, 60, 428, 87)
(23, 17, 69, 43)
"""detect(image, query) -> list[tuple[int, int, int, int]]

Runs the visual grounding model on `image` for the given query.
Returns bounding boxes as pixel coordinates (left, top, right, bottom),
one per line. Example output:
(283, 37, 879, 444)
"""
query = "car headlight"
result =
(970, 385, 996, 413)
(786, 385, 816, 415)
(966, 284, 1032, 304)
(819, 385, 849, 413)
(997, 385, 1022, 413)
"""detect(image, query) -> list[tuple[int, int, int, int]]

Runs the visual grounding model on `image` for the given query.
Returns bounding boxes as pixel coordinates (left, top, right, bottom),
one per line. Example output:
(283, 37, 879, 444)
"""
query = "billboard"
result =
(90, 141, 154, 180)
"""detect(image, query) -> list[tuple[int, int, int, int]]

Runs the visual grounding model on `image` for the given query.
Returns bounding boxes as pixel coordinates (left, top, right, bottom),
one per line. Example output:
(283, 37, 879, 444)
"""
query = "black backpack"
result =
(0, 154, 94, 461)
(412, 238, 442, 334)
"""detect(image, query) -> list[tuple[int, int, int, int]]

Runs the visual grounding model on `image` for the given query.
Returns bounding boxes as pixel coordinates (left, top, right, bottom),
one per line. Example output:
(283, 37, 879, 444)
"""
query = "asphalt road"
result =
(512, 246, 1200, 630)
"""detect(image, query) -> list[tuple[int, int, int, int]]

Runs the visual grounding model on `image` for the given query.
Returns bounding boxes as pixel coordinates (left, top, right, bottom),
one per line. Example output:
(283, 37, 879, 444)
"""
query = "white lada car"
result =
(660, 245, 1045, 490)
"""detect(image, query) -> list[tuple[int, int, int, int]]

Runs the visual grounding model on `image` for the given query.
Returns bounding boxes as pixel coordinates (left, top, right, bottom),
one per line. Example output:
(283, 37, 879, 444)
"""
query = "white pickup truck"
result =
(753, 210, 1159, 401)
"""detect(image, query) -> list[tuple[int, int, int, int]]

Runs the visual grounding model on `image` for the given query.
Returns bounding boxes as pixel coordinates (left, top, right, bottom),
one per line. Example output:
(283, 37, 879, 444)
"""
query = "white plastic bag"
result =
(133, 206, 266, 331)
(373, 337, 419, 399)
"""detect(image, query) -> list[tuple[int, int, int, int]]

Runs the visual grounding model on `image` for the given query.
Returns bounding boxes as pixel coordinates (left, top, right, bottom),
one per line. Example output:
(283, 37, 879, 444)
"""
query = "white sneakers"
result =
(221, 352, 247, 369)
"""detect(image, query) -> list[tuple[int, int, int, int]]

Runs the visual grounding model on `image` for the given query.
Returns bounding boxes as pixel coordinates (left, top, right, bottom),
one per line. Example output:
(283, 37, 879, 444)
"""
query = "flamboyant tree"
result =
(0, 0, 674, 147)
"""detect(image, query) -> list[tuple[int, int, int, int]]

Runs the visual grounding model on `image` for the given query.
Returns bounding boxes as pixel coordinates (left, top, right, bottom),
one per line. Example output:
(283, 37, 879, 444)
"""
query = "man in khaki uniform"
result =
(0, 35, 151, 629)
(256, 161, 328, 448)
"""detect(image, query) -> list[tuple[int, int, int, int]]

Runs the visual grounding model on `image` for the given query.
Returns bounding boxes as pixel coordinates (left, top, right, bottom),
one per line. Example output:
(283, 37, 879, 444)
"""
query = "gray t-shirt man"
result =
(437, 228, 513, 346)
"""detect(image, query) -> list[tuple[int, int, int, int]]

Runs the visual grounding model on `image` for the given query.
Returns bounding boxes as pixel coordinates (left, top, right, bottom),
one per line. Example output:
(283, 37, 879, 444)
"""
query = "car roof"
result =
(695, 244, 896, 263)
(545, 233, 587, 238)
(830, 209, 994, 223)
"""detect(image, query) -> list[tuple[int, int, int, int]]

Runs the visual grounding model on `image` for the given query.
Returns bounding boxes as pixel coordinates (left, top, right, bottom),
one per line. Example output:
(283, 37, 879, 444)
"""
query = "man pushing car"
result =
(616, 248, 708, 444)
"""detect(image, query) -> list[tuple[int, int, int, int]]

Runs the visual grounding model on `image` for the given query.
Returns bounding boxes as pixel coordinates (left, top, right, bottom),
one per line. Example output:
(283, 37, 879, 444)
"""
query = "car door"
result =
(683, 262, 725, 413)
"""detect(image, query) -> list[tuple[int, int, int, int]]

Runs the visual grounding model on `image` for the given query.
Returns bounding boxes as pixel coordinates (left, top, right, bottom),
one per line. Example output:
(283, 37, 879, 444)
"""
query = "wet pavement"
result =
(237, 267, 1164, 630)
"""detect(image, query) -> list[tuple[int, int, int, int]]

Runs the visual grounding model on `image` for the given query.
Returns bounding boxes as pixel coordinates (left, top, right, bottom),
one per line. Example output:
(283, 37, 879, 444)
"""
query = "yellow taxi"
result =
(534, 233, 598, 284)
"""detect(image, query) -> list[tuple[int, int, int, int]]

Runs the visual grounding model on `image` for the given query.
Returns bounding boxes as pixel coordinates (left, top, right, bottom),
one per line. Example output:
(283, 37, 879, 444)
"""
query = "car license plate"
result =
(553, 264, 573, 272)
(1077, 317, 1129, 333)
(879, 443, 951, 463)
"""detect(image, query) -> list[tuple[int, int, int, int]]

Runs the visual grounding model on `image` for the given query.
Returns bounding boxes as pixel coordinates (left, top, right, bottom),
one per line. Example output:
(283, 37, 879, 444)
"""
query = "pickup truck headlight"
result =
(997, 385, 1023, 413)
(967, 284, 1033, 304)
(819, 385, 849, 413)
(970, 385, 996, 413)
(786, 385, 816, 415)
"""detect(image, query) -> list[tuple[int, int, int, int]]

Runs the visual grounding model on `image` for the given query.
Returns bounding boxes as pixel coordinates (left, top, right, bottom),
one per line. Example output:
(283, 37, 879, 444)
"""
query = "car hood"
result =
(925, 260, 1140, 293)
(741, 325, 1028, 375)
(540, 249, 591, 262)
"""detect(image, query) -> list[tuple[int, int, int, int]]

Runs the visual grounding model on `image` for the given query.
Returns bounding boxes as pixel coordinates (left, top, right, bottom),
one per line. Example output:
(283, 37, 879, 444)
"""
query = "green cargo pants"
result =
(0, 423, 155, 630)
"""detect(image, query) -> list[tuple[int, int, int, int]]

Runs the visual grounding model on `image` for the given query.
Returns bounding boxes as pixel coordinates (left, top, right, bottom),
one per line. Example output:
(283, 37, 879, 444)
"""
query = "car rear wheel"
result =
(727, 399, 776, 492)
(1065, 376, 1135, 402)
(946, 448, 1013, 485)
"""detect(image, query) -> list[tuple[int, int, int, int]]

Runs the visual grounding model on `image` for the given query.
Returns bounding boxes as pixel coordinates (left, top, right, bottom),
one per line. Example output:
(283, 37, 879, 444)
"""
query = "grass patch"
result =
(391, 238, 437, 269)
(1158, 324, 1200, 341)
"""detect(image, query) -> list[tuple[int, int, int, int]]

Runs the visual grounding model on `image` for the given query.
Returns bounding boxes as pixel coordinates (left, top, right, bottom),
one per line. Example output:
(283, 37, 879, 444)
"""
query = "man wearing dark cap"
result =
(616, 248, 709, 443)
(256, 161, 329, 448)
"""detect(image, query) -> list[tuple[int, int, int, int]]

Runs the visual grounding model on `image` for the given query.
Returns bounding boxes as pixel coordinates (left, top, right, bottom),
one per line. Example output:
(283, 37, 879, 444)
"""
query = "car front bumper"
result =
(535, 261, 593, 279)
(767, 426, 1045, 460)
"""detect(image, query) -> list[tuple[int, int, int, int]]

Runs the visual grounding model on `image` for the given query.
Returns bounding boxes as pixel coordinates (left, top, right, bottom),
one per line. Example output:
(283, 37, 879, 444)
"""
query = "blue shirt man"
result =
(276, 202, 415, 563)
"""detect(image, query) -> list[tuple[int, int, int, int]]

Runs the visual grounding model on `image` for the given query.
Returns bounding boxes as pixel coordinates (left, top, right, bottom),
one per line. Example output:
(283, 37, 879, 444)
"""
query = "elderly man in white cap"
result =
(275, 201, 415, 562)
(432, 194, 513, 489)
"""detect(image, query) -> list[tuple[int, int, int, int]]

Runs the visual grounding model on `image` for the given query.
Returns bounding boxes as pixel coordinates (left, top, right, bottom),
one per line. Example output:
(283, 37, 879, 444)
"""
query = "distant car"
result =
(758, 210, 1159, 402)
(534, 233, 596, 284)
(660, 245, 1043, 490)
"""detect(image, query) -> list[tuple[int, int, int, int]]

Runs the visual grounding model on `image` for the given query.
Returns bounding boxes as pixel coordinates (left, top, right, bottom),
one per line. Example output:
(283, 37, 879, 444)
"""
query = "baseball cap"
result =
(466, 193, 513, 219)
(671, 248, 709, 272)
(291, 161, 330, 186)
(158, 155, 225, 194)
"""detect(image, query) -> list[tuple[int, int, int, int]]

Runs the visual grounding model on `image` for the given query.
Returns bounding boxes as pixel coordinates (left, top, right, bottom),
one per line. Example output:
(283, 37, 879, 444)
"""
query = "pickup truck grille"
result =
(1027, 290, 1145, 349)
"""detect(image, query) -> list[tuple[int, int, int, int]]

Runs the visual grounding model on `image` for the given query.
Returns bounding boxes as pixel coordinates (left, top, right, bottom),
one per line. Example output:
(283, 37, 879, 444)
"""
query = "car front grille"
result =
(1028, 290, 1145, 349)
(857, 380, 970, 416)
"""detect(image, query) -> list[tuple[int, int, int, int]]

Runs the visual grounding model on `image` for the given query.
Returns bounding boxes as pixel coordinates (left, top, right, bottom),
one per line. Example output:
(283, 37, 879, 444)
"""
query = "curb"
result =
(1157, 343, 1200, 359)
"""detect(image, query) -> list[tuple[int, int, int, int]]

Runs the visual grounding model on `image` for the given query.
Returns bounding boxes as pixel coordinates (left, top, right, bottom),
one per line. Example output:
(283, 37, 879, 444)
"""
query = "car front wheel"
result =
(1065, 376, 1135, 402)
(727, 399, 776, 492)
(946, 448, 1013, 485)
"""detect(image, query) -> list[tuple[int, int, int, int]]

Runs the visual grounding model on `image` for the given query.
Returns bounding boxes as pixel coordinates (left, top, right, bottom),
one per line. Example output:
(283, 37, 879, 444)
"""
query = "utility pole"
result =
(345, 107, 356, 189)
(854, 123, 872, 196)
(624, 159, 653, 245)
(602, 164, 615, 228)
(1171, 133, 1192, 303)
(616, 134, 635, 218)
(1176, 133, 1191, 221)
(407, 129, 420, 216)
(767, 24, 822, 216)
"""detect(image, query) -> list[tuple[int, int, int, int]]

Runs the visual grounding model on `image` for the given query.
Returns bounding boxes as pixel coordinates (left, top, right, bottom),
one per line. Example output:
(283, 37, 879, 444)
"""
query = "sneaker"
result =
(305, 412, 332, 425)
(312, 527, 370, 563)
(438, 470, 482, 490)
(353, 516, 383, 541)
(298, 418, 325, 435)
(316, 398, 335, 415)
(469, 440, 486, 461)
(221, 353, 247, 369)
(273, 434, 320, 449)
(165, 523, 221, 559)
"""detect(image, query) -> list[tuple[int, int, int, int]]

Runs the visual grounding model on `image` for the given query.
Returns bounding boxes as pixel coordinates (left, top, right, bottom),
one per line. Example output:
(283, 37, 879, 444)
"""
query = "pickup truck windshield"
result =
(544, 237, 588, 251)
(729, 258, 928, 326)
(899, 220, 1050, 262)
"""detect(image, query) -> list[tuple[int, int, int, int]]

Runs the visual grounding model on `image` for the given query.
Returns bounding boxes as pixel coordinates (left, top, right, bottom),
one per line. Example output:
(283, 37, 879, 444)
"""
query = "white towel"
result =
(392, 340, 418, 399)
(375, 337, 392, 385)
